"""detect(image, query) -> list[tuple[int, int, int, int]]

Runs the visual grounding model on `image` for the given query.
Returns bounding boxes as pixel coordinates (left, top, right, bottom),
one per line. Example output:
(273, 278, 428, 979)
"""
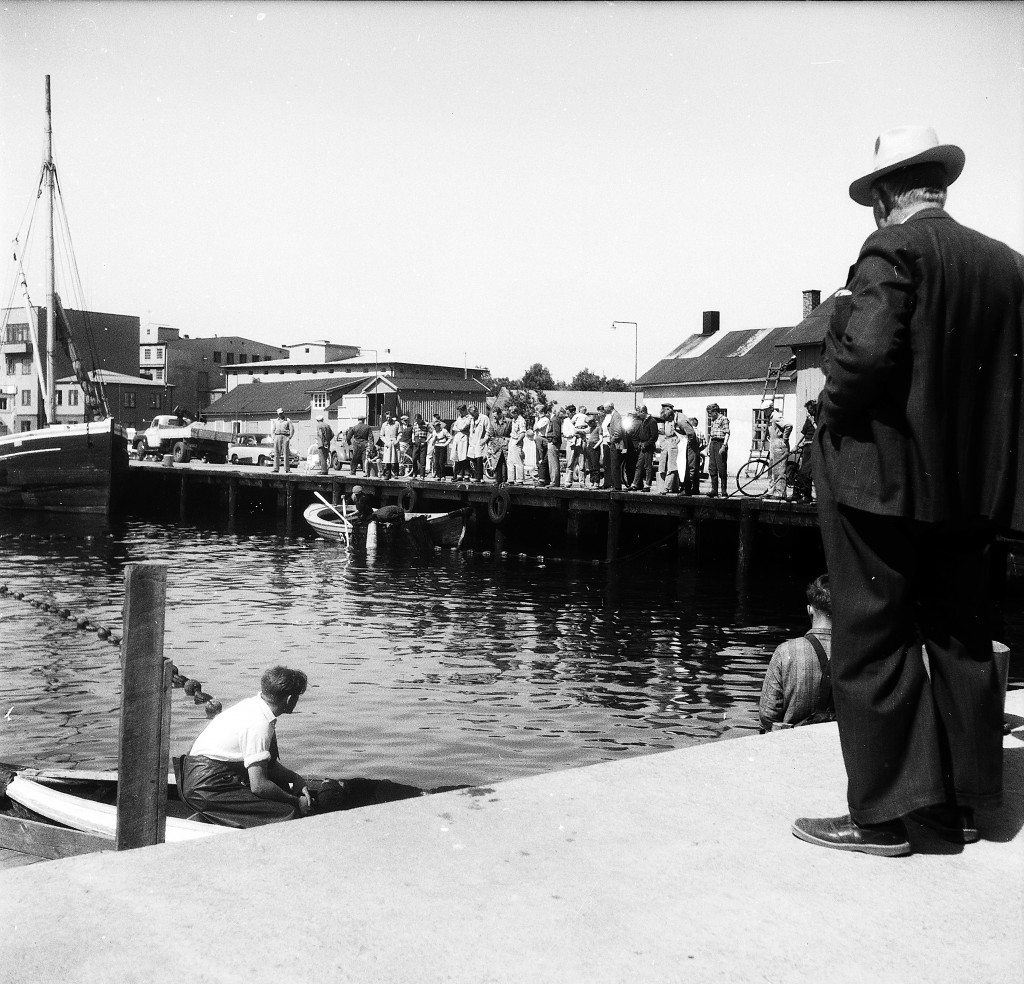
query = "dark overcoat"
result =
(815, 208, 1024, 532)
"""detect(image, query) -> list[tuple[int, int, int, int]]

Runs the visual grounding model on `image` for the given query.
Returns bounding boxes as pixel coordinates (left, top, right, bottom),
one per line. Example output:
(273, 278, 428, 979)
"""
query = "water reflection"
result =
(1, 511, 1021, 790)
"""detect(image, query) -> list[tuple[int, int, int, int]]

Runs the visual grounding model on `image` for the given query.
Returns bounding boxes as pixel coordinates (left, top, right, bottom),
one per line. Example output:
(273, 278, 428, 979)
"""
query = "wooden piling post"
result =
(606, 498, 622, 563)
(331, 480, 339, 507)
(227, 477, 238, 524)
(116, 562, 170, 851)
(567, 507, 582, 548)
(285, 483, 295, 534)
(677, 516, 698, 558)
(736, 501, 756, 590)
(178, 475, 188, 521)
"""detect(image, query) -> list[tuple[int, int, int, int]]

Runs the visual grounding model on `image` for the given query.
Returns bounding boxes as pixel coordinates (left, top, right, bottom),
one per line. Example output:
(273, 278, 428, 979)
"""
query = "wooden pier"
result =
(127, 459, 826, 583)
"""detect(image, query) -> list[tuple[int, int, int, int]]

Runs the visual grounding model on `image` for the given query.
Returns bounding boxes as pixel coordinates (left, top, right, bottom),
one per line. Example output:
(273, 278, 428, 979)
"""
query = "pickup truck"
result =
(134, 415, 232, 464)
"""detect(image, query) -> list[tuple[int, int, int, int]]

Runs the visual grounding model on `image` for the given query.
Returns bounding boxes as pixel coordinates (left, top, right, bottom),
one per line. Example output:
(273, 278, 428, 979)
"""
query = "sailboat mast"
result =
(44, 74, 57, 427)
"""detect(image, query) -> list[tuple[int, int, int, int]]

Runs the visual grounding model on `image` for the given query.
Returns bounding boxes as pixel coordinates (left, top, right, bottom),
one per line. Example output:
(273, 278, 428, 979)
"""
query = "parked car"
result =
(226, 435, 298, 468)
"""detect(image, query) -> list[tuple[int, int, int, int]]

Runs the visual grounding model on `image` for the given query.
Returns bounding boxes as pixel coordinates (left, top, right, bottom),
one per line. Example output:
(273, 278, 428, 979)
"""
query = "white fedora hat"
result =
(849, 125, 964, 206)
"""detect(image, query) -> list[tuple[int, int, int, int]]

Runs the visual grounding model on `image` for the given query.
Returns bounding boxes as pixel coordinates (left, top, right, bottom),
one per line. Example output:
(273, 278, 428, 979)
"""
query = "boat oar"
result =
(315, 491, 350, 539)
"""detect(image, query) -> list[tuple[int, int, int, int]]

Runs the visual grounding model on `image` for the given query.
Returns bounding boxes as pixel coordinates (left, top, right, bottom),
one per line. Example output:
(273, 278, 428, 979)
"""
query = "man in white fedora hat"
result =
(792, 126, 1024, 857)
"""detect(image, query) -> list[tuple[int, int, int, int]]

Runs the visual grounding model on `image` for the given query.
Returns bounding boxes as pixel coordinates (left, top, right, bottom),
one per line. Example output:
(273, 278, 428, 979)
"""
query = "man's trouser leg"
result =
(708, 439, 722, 493)
(818, 481, 1002, 823)
(547, 443, 561, 486)
(535, 438, 548, 484)
(351, 442, 365, 474)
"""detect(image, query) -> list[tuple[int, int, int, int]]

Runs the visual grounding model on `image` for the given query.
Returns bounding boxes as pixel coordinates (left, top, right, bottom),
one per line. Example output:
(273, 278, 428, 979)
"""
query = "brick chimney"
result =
(702, 311, 720, 335)
(802, 290, 821, 319)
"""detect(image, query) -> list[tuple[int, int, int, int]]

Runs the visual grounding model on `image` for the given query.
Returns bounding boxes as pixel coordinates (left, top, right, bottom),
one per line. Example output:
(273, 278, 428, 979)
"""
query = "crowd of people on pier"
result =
(311, 401, 733, 496)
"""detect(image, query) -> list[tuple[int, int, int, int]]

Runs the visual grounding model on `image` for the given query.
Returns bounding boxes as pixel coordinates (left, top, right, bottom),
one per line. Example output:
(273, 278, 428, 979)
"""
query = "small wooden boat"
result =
(303, 503, 469, 550)
(0, 764, 231, 862)
(303, 502, 355, 540)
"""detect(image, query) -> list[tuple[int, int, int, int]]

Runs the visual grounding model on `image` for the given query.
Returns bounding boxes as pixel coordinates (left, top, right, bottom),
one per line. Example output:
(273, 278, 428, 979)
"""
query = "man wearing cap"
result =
(346, 415, 372, 475)
(628, 404, 658, 492)
(315, 413, 334, 476)
(705, 404, 730, 497)
(271, 408, 294, 474)
(792, 126, 1024, 857)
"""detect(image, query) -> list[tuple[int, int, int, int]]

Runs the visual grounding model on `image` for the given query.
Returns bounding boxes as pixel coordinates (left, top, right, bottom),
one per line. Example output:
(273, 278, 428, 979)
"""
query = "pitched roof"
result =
(391, 374, 490, 394)
(636, 325, 797, 387)
(773, 290, 843, 349)
(205, 377, 374, 418)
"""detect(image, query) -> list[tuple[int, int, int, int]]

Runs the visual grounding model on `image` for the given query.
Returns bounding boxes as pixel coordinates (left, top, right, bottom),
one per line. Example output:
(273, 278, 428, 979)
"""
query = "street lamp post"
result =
(611, 321, 638, 409)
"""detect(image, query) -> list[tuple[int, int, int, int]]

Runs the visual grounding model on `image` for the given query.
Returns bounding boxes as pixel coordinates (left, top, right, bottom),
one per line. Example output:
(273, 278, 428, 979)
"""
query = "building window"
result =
(155, 347, 163, 360)
(56, 390, 63, 406)
(123, 392, 136, 409)
(226, 352, 235, 364)
(213, 351, 222, 364)
(21, 360, 32, 375)
(20, 420, 32, 432)
(69, 390, 79, 406)
(143, 348, 152, 361)
(312, 392, 327, 409)
(21, 389, 32, 406)
(239, 354, 247, 364)
(154, 368, 164, 381)
(5, 358, 15, 375)
(0, 396, 7, 410)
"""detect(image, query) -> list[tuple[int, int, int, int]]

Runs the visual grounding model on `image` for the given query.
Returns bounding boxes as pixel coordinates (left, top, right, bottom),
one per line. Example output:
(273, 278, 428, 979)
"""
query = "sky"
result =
(1, 1, 1022, 384)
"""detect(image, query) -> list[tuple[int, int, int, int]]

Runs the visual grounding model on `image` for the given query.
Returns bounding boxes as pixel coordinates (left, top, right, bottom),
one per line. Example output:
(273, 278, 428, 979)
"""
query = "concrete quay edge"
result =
(2, 690, 1022, 984)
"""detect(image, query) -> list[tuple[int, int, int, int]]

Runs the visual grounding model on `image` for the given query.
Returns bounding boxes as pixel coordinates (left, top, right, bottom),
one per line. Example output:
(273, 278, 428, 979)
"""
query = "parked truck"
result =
(134, 414, 232, 464)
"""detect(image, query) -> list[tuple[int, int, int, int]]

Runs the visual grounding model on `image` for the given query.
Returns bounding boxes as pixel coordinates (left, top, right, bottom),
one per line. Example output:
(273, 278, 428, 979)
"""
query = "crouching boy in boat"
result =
(178, 666, 314, 828)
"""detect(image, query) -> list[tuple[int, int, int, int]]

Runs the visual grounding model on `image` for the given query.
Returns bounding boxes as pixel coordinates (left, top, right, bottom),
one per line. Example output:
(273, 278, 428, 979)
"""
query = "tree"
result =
(521, 362, 555, 392)
(481, 373, 518, 393)
(570, 368, 605, 391)
(604, 377, 629, 391)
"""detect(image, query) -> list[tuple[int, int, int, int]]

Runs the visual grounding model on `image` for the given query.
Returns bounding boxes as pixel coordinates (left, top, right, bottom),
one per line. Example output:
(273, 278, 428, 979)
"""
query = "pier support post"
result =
(736, 501, 756, 590)
(116, 562, 171, 851)
(606, 498, 622, 563)
(178, 475, 188, 521)
(331, 480, 339, 507)
(227, 477, 238, 526)
(285, 483, 295, 535)
(567, 508, 582, 549)
(677, 516, 698, 559)
(494, 525, 505, 554)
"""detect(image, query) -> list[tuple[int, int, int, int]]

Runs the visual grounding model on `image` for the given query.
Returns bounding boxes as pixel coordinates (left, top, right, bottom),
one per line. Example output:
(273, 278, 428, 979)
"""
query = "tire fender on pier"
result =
(488, 487, 511, 524)
(399, 486, 418, 512)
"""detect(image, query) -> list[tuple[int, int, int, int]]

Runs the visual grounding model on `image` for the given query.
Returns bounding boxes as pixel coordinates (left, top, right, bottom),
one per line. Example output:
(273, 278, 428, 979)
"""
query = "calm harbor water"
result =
(1, 509, 1022, 790)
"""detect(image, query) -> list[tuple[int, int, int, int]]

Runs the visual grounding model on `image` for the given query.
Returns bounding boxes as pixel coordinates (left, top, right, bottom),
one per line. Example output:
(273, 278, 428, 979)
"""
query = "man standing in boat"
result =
(271, 408, 294, 474)
(179, 666, 314, 827)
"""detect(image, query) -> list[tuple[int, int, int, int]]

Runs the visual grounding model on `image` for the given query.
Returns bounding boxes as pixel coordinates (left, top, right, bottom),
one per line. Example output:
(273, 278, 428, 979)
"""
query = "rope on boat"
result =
(0, 581, 223, 718)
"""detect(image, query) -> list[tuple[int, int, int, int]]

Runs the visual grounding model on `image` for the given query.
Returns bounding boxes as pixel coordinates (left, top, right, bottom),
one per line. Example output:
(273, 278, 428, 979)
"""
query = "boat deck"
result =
(2, 689, 1021, 982)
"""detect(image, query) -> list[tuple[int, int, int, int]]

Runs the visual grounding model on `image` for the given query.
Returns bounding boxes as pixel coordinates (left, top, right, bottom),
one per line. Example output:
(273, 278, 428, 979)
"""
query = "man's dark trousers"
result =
(816, 466, 1003, 825)
(350, 440, 367, 474)
(603, 445, 622, 490)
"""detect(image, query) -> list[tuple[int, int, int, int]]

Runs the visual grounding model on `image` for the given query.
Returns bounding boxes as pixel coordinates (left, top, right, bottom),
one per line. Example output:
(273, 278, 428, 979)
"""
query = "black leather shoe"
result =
(792, 815, 911, 856)
(906, 805, 979, 844)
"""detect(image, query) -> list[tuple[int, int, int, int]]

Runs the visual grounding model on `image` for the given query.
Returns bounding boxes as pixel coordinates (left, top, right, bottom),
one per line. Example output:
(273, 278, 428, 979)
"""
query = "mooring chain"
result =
(0, 582, 223, 718)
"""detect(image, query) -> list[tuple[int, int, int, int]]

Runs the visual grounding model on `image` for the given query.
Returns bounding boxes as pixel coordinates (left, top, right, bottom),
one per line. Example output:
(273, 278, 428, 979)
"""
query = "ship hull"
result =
(0, 418, 129, 515)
